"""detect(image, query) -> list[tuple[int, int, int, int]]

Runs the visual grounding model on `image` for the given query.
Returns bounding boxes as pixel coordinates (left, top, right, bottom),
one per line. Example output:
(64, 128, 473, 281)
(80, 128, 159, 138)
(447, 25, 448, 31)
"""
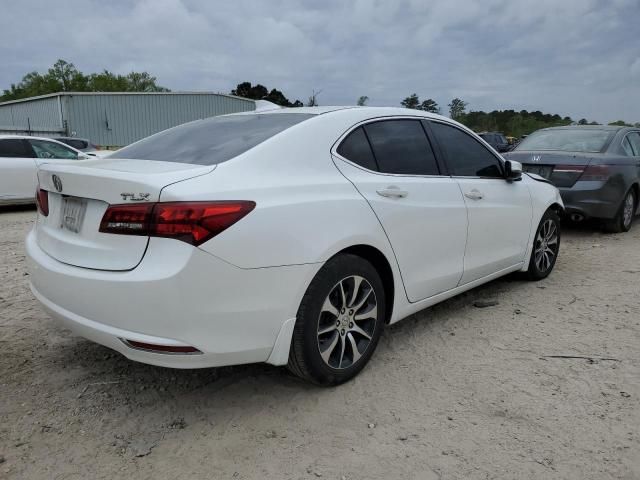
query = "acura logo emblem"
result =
(531, 155, 541, 163)
(52, 174, 63, 192)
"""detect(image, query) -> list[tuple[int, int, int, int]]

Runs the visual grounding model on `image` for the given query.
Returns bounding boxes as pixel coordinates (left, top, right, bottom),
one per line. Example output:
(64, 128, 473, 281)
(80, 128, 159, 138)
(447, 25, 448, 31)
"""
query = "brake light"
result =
(99, 201, 255, 246)
(580, 164, 610, 181)
(99, 204, 153, 235)
(552, 164, 586, 175)
(36, 188, 49, 216)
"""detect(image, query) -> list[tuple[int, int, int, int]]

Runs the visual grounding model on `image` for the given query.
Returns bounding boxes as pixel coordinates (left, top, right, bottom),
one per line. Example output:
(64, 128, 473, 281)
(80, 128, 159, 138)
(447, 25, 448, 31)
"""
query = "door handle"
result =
(464, 189, 484, 200)
(376, 186, 408, 198)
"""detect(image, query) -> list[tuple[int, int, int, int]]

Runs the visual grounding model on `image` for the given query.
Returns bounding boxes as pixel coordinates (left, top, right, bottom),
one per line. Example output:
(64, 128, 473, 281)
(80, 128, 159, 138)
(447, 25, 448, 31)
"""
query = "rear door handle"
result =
(377, 186, 408, 198)
(464, 189, 484, 200)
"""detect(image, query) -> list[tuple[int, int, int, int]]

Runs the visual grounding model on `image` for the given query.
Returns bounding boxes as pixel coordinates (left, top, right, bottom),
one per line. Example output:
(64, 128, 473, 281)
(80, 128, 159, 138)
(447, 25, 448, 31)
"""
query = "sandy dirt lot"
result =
(1, 207, 639, 480)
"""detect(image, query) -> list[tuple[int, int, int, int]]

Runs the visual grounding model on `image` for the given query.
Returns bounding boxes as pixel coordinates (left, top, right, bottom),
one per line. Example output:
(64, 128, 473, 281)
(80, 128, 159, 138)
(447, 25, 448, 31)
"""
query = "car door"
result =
(332, 118, 468, 302)
(0, 138, 38, 202)
(428, 121, 532, 285)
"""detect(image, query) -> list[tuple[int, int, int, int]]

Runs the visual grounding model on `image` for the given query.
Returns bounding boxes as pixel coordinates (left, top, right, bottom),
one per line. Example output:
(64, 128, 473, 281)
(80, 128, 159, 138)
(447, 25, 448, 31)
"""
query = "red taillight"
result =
(99, 201, 255, 246)
(36, 188, 49, 216)
(99, 204, 153, 235)
(552, 164, 587, 175)
(580, 164, 610, 181)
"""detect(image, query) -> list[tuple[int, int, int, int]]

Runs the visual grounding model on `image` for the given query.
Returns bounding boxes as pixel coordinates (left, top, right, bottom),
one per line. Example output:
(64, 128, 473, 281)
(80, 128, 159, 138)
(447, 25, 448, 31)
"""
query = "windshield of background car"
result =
(515, 129, 613, 153)
(110, 113, 314, 165)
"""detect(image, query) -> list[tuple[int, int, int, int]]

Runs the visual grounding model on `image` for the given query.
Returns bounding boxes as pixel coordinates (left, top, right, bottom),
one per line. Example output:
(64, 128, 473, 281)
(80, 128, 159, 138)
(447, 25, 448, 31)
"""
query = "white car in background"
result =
(0, 135, 92, 206)
(26, 107, 563, 386)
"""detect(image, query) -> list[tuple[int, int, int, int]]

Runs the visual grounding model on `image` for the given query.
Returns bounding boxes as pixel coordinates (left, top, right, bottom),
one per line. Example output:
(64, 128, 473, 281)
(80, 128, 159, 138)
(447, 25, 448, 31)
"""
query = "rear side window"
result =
(0, 139, 33, 158)
(111, 113, 314, 165)
(622, 136, 635, 156)
(364, 120, 440, 175)
(60, 139, 88, 150)
(430, 122, 503, 178)
(626, 132, 640, 156)
(336, 127, 377, 171)
(29, 139, 79, 160)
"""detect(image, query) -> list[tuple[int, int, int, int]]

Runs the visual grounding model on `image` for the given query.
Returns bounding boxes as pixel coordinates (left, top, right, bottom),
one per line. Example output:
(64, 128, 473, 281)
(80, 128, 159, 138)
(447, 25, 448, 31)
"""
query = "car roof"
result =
(540, 125, 628, 132)
(54, 136, 91, 141)
(233, 106, 451, 120)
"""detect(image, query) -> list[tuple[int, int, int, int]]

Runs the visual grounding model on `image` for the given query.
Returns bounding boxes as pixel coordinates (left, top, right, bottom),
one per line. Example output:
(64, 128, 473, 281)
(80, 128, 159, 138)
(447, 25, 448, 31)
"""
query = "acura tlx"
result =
(26, 106, 563, 385)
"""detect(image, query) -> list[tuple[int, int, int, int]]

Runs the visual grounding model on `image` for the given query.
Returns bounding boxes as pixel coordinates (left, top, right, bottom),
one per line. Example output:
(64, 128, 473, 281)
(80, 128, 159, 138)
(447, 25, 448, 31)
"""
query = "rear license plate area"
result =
(60, 197, 87, 233)
(523, 164, 553, 179)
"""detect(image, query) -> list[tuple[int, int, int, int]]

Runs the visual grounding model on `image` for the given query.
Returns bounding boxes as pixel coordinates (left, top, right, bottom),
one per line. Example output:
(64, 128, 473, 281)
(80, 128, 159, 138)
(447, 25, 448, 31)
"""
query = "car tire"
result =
(604, 189, 636, 233)
(287, 254, 386, 386)
(526, 209, 561, 281)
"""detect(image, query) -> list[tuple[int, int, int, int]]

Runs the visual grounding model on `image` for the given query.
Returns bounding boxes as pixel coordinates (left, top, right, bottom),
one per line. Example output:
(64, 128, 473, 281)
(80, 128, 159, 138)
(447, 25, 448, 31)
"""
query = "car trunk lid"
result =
(504, 151, 597, 188)
(35, 158, 215, 270)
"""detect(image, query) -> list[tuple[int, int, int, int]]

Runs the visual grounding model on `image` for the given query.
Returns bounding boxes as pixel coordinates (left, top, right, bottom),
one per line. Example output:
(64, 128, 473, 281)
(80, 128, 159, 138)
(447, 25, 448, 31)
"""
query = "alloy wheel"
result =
(534, 219, 559, 272)
(317, 275, 378, 370)
(622, 192, 635, 229)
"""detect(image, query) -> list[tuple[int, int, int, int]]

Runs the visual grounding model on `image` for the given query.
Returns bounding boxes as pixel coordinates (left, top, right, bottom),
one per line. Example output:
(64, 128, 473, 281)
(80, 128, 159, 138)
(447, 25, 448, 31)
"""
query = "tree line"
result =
(2, 64, 638, 136)
(0, 59, 168, 101)
(398, 94, 639, 137)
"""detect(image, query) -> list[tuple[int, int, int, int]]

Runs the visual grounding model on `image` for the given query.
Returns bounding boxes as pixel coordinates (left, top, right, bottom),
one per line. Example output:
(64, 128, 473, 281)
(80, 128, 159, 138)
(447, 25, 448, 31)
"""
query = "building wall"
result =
(0, 93, 255, 146)
(0, 95, 64, 136)
(64, 93, 255, 146)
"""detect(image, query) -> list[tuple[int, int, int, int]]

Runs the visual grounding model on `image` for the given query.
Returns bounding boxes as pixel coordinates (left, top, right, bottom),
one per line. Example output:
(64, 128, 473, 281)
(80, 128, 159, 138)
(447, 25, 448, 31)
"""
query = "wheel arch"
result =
(331, 244, 396, 324)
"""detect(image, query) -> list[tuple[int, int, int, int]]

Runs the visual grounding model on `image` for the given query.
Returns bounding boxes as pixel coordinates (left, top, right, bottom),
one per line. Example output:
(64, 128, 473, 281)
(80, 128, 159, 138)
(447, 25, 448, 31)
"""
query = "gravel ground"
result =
(1, 207, 639, 480)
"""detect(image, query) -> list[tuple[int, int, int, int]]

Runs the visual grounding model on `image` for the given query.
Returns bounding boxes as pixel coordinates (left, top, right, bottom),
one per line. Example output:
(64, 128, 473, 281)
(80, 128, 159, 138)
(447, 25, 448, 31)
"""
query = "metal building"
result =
(0, 92, 255, 147)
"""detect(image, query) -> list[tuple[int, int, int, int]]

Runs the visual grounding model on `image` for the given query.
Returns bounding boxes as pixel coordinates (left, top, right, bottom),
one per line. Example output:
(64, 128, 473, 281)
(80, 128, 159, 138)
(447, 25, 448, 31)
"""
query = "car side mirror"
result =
(504, 160, 522, 181)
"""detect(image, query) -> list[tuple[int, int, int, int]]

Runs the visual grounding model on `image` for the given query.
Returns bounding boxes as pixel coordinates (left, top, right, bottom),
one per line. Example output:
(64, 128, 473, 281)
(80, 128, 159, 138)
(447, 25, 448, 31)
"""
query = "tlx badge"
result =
(120, 193, 151, 201)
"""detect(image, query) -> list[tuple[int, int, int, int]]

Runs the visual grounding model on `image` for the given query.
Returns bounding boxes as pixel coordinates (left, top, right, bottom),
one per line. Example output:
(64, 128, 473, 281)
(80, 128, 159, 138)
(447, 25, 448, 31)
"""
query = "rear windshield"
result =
(515, 129, 613, 153)
(111, 113, 314, 165)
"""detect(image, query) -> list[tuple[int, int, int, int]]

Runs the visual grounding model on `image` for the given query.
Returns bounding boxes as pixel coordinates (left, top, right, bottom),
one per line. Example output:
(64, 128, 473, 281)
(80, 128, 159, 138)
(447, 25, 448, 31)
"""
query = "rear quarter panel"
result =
(158, 114, 399, 270)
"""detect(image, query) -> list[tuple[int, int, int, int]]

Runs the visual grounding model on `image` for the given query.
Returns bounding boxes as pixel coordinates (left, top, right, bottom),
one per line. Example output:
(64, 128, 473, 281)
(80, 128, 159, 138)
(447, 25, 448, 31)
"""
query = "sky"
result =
(1, 0, 639, 123)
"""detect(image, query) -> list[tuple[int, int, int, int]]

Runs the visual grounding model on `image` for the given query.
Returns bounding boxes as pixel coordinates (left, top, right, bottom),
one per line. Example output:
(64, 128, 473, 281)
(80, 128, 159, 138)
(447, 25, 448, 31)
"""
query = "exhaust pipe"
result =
(570, 213, 584, 222)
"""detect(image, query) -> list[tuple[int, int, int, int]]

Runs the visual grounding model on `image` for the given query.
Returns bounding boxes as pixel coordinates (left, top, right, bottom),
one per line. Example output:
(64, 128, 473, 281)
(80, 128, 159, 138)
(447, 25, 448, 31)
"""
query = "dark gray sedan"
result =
(504, 126, 640, 232)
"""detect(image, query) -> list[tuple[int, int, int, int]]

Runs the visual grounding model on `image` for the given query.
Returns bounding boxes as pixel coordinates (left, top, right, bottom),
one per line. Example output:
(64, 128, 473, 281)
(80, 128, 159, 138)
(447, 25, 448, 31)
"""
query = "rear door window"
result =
(0, 139, 34, 158)
(626, 132, 640, 156)
(336, 127, 377, 171)
(363, 120, 440, 175)
(111, 113, 314, 165)
(430, 122, 503, 178)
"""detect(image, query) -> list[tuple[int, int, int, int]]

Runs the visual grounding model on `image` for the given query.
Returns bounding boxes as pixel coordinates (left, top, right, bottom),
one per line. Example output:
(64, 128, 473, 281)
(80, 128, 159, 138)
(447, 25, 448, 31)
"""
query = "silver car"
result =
(504, 126, 640, 232)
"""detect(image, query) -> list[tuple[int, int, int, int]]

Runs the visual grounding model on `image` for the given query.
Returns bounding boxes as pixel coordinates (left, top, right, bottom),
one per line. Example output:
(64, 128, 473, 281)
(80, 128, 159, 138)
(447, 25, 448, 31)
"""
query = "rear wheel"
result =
(288, 254, 385, 386)
(526, 209, 561, 280)
(604, 189, 636, 233)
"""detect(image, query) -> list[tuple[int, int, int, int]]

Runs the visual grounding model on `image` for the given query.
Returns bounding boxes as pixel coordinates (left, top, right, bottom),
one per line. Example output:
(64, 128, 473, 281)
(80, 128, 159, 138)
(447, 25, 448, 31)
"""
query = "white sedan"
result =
(0, 135, 91, 206)
(26, 107, 563, 385)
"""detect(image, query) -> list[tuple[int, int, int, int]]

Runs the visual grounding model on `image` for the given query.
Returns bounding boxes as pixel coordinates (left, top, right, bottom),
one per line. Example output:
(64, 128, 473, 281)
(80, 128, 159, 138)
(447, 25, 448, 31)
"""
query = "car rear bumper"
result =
(26, 229, 316, 369)
(559, 180, 622, 220)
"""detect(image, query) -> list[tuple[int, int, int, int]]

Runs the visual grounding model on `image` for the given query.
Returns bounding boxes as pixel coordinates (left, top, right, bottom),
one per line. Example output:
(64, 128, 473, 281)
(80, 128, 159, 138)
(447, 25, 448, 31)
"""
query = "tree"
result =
(608, 120, 632, 127)
(357, 95, 369, 106)
(1, 59, 169, 101)
(401, 93, 420, 109)
(306, 89, 322, 107)
(578, 118, 588, 125)
(448, 98, 468, 120)
(230, 81, 302, 107)
(419, 98, 440, 113)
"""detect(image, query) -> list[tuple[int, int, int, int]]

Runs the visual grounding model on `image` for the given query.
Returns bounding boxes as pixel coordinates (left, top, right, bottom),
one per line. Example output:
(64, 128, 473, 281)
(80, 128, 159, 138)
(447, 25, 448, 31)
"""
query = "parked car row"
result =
(0, 136, 110, 206)
(25, 107, 564, 385)
(504, 125, 640, 232)
(4, 107, 638, 385)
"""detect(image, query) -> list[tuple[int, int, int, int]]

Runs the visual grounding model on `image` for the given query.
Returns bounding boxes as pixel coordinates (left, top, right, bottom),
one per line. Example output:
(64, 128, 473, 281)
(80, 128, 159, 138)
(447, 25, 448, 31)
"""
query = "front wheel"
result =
(287, 254, 385, 386)
(526, 209, 561, 280)
(604, 189, 636, 233)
